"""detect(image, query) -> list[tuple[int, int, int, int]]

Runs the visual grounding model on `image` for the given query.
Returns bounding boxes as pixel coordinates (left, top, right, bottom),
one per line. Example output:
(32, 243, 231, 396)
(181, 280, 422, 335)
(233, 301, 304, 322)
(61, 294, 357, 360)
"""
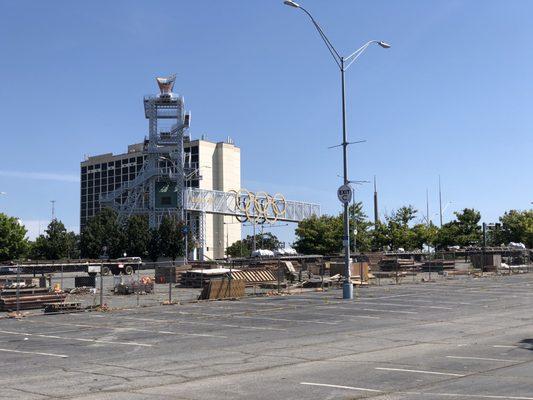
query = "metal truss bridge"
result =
(184, 188, 320, 223)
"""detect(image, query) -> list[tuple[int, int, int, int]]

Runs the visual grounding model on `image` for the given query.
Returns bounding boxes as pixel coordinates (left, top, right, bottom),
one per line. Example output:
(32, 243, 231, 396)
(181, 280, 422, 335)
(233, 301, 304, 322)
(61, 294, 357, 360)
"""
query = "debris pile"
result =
(114, 276, 154, 295)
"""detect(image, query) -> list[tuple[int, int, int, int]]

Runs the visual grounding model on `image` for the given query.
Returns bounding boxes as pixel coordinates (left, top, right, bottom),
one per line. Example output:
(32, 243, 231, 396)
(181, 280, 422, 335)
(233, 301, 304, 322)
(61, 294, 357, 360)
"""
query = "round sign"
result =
(337, 184, 353, 204)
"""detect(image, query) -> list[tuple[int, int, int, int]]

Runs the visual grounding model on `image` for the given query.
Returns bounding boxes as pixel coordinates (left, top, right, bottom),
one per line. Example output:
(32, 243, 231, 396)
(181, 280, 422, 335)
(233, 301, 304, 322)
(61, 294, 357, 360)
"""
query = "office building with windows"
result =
(80, 138, 241, 260)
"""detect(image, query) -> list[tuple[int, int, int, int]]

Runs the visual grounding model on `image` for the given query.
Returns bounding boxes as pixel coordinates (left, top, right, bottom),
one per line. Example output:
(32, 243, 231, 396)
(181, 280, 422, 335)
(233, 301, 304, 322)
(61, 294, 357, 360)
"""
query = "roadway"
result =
(0, 274, 532, 399)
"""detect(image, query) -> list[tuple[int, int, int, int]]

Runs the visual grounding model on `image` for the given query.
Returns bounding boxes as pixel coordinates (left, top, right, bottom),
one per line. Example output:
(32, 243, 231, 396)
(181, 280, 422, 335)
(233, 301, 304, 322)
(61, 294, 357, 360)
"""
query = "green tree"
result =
(371, 221, 390, 251)
(80, 208, 125, 258)
(411, 222, 439, 250)
(349, 202, 373, 252)
(29, 235, 48, 260)
(294, 215, 343, 255)
(226, 232, 281, 258)
(158, 216, 186, 260)
(147, 228, 161, 261)
(436, 208, 482, 248)
(124, 215, 150, 257)
(66, 232, 80, 259)
(496, 209, 533, 248)
(0, 213, 28, 261)
(384, 205, 418, 250)
(29, 219, 78, 260)
(294, 202, 373, 255)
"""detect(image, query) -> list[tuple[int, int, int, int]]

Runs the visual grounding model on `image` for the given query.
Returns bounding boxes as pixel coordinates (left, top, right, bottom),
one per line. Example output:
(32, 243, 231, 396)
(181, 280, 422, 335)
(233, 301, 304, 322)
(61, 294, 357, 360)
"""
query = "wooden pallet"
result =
(198, 278, 245, 300)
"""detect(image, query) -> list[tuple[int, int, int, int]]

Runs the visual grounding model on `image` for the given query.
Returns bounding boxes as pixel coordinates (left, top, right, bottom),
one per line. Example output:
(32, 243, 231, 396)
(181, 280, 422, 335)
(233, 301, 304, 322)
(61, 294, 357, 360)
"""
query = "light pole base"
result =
(342, 281, 353, 300)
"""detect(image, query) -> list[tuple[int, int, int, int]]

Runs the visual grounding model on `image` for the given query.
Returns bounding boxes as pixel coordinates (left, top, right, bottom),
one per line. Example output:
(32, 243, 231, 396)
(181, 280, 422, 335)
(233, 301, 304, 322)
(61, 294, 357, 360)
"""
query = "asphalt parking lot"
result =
(0, 274, 532, 399)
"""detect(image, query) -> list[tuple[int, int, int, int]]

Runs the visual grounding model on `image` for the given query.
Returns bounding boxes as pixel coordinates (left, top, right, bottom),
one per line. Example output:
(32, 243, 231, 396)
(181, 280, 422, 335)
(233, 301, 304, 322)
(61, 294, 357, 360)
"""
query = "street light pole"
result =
(284, 0, 390, 299)
(340, 56, 353, 299)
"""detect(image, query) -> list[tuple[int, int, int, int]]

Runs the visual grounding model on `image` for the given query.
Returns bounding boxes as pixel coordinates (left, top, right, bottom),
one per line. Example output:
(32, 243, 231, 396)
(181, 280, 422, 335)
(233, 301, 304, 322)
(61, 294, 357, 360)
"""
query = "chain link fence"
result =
(1, 251, 531, 315)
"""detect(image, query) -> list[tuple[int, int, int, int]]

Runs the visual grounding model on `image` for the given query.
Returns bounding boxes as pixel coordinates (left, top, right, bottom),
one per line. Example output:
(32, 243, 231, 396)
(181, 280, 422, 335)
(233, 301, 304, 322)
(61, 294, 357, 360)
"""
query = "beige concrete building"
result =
(80, 138, 241, 260)
(195, 139, 241, 260)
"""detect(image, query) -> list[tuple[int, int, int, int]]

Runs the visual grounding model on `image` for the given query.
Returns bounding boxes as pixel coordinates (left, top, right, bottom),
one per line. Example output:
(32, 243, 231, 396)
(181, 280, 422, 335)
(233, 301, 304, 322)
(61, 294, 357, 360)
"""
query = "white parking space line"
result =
(175, 320, 288, 331)
(405, 299, 471, 305)
(316, 305, 418, 315)
(355, 301, 453, 310)
(0, 330, 153, 347)
(121, 316, 288, 331)
(234, 315, 339, 325)
(446, 355, 516, 362)
(360, 293, 420, 300)
(300, 382, 533, 399)
(0, 348, 68, 358)
(23, 319, 227, 338)
(342, 314, 381, 320)
(361, 308, 418, 315)
(375, 367, 464, 377)
(409, 392, 533, 399)
(300, 382, 382, 393)
(39, 321, 226, 339)
(175, 308, 292, 318)
(493, 345, 517, 348)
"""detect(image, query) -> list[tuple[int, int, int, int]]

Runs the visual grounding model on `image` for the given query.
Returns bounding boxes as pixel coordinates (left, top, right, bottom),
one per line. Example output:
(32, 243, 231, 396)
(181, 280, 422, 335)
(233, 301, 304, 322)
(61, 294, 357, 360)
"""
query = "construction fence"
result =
(1, 251, 532, 315)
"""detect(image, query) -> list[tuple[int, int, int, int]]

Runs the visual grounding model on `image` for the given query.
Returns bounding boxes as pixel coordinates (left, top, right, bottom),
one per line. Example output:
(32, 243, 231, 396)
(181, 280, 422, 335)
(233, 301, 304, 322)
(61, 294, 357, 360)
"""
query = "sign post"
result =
(337, 184, 353, 299)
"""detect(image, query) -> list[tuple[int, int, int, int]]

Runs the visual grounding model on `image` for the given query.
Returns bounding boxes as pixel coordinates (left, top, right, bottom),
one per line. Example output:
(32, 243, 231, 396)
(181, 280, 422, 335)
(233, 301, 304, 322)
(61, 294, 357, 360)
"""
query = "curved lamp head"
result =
(377, 41, 391, 49)
(283, 0, 300, 8)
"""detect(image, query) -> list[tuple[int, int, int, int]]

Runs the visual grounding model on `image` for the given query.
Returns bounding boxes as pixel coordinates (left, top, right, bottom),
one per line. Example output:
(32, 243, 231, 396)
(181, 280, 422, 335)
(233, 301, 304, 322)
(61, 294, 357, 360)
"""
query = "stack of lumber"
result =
(365, 252, 384, 268)
(198, 278, 245, 300)
(0, 287, 67, 311)
(44, 302, 82, 313)
(378, 258, 415, 272)
(421, 259, 455, 271)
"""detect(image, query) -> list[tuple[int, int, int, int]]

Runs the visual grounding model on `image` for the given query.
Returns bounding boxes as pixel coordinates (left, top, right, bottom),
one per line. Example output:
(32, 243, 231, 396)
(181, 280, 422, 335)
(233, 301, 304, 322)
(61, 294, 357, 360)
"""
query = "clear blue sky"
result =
(1, 0, 532, 243)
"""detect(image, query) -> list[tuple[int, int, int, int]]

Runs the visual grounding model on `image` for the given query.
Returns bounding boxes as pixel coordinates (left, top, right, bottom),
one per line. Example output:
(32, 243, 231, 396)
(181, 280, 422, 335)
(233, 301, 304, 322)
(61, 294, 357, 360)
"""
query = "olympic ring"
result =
(230, 188, 287, 224)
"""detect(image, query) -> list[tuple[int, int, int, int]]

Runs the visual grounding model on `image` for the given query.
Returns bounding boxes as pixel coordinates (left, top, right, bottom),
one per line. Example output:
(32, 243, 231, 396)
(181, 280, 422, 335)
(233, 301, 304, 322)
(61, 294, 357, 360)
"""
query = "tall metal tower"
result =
(100, 74, 320, 261)
(101, 75, 191, 228)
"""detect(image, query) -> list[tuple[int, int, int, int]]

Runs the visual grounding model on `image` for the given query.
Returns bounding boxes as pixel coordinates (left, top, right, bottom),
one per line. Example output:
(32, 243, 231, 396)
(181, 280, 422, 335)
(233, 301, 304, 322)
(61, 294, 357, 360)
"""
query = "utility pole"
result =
(426, 188, 430, 226)
(373, 176, 379, 228)
(438, 176, 443, 228)
(252, 221, 256, 253)
(50, 200, 56, 220)
(352, 195, 357, 254)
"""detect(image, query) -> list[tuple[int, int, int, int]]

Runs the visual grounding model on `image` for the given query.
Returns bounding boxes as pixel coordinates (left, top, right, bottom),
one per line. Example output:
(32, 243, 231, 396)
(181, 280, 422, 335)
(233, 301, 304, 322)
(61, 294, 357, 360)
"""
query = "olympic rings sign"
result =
(229, 189, 286, 224)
